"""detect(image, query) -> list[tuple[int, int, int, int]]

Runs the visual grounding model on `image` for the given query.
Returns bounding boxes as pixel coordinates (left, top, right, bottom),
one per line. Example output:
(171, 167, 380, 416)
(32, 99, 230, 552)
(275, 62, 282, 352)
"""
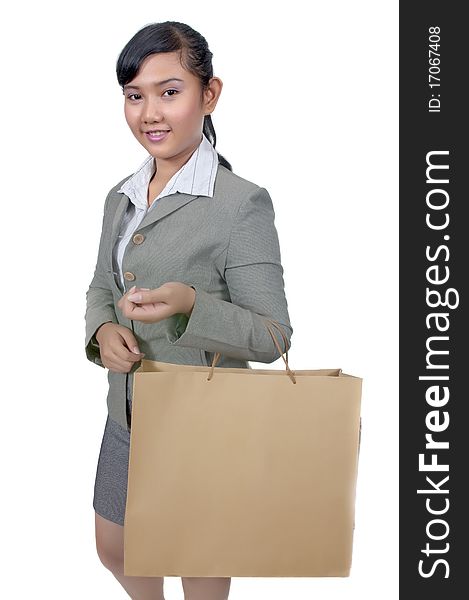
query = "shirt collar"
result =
(117, 133, 219, 211)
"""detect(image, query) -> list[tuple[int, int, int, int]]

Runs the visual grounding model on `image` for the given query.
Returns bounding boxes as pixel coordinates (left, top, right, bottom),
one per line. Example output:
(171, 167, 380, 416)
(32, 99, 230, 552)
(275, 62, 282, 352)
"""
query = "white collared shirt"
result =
(113, 133, 219, 291)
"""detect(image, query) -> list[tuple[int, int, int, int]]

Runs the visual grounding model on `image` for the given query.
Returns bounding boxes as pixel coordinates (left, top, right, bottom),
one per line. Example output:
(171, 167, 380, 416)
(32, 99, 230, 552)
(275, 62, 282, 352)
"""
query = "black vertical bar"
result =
(400, 2, 467, 596)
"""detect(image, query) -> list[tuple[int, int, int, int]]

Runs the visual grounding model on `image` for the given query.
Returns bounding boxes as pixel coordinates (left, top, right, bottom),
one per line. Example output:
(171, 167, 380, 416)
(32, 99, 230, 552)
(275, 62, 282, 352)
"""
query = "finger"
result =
(117, 284, 149, 310)
(112, 345, 144, 364)
(125, 302, 173, 323)
(119, 287, 173, 322)
(102, 349, 139, 373)
(117, 288, 140, 316)
(104, 356, 136, 373)
(119, 328, 145, 355)
(105, 343, 144, 370)
(117, 284, 135, 306)
(127, 287, 166, 304)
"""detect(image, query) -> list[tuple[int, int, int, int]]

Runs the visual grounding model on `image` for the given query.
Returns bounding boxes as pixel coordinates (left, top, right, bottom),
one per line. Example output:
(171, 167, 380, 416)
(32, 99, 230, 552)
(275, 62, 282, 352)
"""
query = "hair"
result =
(116, 21, 232, 171)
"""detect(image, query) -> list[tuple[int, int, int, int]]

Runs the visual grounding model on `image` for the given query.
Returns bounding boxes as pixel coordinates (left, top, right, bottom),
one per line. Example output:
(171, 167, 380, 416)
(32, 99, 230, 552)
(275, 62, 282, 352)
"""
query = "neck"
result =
(152, 133, 203, 182)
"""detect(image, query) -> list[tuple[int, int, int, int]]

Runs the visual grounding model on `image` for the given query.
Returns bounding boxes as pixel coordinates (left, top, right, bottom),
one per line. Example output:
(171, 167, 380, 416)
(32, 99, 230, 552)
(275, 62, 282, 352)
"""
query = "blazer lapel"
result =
(109, 190, 201, 252)
(110, 193, 130, 248)
(137, 191, 200, 231)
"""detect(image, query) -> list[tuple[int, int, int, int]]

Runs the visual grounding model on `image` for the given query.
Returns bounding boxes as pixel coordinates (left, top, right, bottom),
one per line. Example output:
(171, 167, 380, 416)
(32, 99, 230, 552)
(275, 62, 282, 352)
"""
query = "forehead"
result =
(126, 52, 196, 87)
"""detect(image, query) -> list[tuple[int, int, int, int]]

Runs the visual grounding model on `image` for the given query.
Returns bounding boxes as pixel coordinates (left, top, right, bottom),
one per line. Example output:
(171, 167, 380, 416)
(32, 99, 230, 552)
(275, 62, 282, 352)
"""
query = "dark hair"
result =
(116, 21, 232, 171)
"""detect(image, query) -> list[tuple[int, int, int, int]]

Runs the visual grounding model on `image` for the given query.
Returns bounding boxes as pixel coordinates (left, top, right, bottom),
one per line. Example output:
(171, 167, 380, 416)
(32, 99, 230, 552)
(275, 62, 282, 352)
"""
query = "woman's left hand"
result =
(117, 282, 196, 323)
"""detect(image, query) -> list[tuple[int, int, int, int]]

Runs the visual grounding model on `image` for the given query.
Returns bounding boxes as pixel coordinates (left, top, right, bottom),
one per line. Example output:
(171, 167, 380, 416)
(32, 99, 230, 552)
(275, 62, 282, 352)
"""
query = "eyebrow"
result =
(123, 78, 184, 90)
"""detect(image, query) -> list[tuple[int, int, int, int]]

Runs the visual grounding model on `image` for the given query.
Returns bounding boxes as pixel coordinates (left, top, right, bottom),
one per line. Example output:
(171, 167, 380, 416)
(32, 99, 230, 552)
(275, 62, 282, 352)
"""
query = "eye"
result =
(126, 90, 178, 101)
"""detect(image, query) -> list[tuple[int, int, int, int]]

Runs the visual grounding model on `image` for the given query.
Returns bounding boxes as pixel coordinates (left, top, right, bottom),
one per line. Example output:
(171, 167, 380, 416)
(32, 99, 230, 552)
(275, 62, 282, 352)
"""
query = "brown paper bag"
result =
(124, 320, 362, 577)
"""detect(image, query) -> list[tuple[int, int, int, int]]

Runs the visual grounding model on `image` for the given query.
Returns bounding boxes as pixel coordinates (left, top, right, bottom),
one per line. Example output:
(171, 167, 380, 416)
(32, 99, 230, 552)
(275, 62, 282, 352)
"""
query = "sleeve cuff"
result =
(165, 283, 290, 363)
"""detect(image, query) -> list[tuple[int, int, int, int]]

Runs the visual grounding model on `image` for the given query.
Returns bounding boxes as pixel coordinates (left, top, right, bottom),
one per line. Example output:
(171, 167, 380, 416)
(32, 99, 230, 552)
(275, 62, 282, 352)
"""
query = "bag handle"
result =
(264, 319, 290, 366)
(207, 319, 296, 384)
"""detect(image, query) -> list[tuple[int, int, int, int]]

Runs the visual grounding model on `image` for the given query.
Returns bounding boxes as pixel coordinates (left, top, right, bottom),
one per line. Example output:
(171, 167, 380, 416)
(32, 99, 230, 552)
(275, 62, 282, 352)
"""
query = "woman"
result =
(85, 20, 293, 600)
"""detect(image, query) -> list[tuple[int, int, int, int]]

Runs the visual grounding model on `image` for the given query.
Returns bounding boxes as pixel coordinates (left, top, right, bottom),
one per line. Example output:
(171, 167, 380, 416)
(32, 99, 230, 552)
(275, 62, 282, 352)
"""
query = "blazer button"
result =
(124, 271, 136, 281)
(133, 233, 145, 245)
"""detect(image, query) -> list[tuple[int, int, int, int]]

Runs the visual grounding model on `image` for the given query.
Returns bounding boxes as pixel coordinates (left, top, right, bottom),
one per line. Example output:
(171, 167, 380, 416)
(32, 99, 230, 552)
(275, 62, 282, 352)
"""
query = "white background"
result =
(0, 1, 398, 598)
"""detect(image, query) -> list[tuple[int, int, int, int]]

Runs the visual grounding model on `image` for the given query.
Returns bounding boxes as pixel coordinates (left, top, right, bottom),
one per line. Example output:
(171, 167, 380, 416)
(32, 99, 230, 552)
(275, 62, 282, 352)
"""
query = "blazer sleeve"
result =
(167, 186, 293, 363)
(84, 190, 119, 367)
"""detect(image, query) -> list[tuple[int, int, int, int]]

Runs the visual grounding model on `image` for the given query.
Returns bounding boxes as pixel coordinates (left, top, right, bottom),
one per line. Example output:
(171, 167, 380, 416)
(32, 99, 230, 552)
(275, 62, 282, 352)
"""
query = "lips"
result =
(145, 130, 171, 143)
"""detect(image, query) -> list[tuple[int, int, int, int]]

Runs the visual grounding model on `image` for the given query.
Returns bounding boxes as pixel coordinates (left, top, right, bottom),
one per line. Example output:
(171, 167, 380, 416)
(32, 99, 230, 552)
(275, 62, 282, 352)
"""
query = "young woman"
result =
(85, 20, 293, 600)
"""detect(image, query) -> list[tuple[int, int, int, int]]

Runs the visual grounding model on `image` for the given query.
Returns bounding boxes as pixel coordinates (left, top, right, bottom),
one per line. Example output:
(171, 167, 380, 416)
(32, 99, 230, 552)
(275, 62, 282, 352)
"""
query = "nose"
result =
(141, 97, 164, 124)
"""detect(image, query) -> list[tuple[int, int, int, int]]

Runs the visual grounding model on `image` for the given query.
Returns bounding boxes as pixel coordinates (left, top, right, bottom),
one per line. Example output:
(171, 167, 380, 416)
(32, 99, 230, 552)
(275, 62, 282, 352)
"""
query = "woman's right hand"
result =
(95, 322, 145, 373)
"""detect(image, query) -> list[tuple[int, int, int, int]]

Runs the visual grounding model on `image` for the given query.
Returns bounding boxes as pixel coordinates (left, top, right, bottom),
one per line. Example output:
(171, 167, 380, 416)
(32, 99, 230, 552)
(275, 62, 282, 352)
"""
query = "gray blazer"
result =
(85, 163, 293, 431)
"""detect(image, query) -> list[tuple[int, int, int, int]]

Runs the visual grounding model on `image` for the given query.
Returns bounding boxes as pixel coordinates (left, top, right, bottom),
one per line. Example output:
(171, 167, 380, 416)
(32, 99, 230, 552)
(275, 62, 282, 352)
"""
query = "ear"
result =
(203, 77, 223, 114)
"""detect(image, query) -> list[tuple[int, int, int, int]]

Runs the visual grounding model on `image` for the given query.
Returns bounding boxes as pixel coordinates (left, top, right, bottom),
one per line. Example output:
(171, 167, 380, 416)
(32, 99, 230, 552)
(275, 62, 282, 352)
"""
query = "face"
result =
(123, 52, 222, 170)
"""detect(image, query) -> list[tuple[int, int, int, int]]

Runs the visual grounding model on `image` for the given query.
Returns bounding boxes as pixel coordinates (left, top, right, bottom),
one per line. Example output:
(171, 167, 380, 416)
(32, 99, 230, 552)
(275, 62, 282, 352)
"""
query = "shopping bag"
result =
(124, 319, 362, 577)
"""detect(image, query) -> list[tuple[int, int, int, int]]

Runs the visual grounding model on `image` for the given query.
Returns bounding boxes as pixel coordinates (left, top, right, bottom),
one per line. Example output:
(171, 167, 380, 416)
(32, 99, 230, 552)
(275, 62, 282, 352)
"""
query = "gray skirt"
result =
(93, 379, 133, 526)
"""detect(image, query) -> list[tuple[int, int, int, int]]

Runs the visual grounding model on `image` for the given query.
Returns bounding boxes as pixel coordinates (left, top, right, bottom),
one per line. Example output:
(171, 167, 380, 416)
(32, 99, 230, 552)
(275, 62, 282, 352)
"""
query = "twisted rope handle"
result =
(207, 318, 296, 384)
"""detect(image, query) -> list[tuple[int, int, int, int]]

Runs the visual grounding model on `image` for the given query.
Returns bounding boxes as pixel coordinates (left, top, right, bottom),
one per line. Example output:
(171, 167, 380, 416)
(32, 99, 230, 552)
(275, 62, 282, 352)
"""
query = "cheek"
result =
(124, 105, 138, 128)
(170, 101, 203, 126)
